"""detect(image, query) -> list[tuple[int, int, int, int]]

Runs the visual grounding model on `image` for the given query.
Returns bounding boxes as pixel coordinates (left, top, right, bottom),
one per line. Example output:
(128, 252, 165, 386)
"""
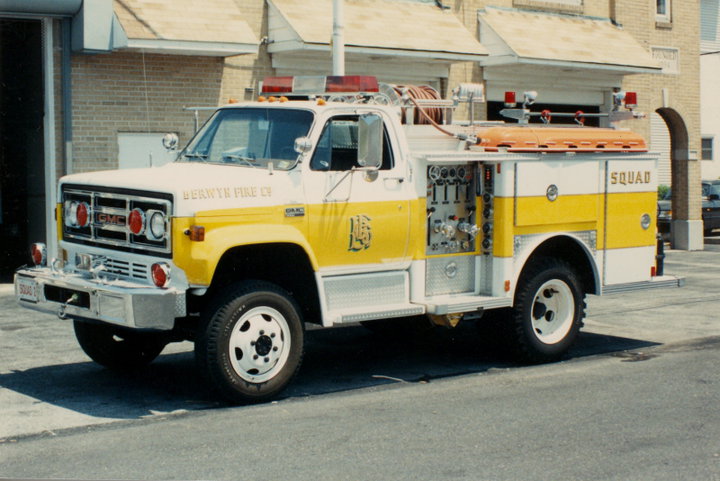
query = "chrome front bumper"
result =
(14, 267, 186, 330)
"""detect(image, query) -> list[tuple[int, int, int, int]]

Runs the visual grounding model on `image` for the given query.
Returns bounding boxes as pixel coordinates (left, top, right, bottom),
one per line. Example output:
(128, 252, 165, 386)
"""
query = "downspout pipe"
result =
(332, 0, 345, 75)
(62, 17, 73, 175)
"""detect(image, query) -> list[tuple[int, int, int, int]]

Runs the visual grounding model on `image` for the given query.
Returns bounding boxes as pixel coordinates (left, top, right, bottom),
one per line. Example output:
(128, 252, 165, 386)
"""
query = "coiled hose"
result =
(393, 84, 456, 137)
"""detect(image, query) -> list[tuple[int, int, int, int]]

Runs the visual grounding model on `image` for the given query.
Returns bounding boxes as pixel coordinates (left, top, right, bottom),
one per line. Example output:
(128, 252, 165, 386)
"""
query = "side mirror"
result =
(294, 136, 313, 154)
(709, 193, 720, 201)
(162, 133, 179, 151)
(357, 113, 383, 169)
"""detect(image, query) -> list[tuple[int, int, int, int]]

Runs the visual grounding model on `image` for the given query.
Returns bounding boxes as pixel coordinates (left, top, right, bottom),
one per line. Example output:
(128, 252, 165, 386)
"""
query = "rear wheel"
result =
(195, 281, 304, 404)
(510, 258, 585, 363)
(73, 320, 167, 370)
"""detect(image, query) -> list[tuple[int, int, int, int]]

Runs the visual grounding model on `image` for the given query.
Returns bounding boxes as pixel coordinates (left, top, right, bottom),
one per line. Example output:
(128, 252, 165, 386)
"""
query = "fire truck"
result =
(14, 75, 682, 403)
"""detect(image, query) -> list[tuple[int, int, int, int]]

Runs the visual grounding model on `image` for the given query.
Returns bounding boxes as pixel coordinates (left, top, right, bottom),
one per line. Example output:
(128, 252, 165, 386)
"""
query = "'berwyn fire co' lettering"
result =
(610, 171, 651, 185)
(182, 186, 273, 200)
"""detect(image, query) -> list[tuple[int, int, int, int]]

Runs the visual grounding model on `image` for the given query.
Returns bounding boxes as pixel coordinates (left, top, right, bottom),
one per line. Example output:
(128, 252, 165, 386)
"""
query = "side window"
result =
(702, 136, 713, 161)
(310, 115, 394, 171)
(656, 0, 671, 23)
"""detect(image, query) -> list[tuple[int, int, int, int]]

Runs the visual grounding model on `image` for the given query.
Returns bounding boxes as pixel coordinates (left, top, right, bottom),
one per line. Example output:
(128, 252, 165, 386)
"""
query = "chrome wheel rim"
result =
(530, 279, 574, 345)
(228, 306, 291, 383)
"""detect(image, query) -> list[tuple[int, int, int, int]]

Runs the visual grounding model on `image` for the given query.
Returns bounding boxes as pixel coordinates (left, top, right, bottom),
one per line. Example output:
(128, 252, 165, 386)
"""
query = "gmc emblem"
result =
(96, 213, 127, 226)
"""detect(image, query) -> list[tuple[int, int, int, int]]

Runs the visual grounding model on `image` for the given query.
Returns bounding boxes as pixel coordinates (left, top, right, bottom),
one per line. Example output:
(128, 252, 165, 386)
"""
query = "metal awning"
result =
(267, 0, 488, 62)
(0, 0, 82, 16)
(112, 0, 258, 57)
(478, 7, 661, 75)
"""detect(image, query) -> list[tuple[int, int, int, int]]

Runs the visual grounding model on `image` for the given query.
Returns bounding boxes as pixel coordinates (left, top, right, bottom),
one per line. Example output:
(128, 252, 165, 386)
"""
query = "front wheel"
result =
(195, 281, 304, 404)
(510, 259, 586, 363)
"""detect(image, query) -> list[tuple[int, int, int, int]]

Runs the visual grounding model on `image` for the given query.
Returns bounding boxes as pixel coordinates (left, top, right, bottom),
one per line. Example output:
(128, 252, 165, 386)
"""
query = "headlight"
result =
(146, 210, 167, 240)
(63, 201, 91, 228)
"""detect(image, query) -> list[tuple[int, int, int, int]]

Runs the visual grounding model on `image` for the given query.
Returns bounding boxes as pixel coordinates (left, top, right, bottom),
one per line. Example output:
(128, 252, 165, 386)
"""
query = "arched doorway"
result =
(655, 107, 703, 250)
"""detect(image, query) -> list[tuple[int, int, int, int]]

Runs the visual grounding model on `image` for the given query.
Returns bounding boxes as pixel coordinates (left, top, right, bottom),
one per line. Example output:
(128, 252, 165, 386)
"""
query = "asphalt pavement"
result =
(0, 242, 719, 478)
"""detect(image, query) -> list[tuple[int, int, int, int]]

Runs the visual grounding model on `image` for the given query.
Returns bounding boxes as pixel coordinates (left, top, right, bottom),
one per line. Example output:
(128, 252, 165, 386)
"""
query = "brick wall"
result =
(70, 52, 223, 172)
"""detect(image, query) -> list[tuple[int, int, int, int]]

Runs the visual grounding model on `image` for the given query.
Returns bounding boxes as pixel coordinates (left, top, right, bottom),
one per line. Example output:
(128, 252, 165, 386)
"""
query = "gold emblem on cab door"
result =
(348, 214, 372, 251)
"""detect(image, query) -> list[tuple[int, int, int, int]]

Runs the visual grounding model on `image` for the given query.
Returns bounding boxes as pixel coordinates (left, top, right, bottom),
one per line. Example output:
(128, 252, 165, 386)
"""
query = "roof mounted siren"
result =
(500, 88, 644, 127)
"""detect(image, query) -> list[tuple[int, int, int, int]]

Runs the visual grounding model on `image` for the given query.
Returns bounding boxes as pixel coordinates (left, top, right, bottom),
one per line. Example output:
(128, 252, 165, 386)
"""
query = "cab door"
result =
(302, 112, 412, 273)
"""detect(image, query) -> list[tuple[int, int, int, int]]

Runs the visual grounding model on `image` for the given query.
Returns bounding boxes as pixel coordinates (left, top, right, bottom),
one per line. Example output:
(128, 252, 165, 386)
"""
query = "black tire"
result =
(73, 320, 167, 370)
(195, 281, 304, 404)
(509, 258, 585, 363)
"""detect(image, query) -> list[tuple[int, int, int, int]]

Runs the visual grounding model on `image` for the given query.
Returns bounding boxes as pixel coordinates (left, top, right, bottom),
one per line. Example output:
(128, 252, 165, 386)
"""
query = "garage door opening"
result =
(0, 19, 45, 281)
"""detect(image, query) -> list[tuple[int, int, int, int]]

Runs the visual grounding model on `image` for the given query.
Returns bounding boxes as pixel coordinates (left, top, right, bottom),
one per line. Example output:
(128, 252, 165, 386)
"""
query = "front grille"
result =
(62, 184, 173, 257)
(103, 258, 149, 280)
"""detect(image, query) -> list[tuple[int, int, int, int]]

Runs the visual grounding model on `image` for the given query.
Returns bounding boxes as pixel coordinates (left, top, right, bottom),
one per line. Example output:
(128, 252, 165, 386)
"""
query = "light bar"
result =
(261, 76, 293, 93)
(326, 75, 379, 92)
(260, 75, 380, 95)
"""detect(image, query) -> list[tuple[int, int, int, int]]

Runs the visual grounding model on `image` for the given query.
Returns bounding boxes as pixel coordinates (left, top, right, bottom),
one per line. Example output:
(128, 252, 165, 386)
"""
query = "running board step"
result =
(423, 295, 512, 315)
(330, 304, 425, 324)
(601, 275, 685, 295)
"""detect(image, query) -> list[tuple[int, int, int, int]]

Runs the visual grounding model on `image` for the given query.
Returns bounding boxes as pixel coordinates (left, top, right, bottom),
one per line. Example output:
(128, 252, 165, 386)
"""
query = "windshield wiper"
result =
(183, 152, 208, 161)
(222, 153, 258, 169)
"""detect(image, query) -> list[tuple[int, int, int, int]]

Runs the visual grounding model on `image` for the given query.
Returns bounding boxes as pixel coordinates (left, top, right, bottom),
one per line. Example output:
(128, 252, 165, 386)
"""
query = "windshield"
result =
(178, 108, 314, 170)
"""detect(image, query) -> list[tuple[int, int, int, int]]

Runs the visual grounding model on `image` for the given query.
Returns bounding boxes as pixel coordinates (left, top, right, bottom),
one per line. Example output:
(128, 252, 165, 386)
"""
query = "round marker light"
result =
(76, 202, 90, 227)
(148, 211, 166, 240)
(151, 263, 170, 288)
(640, 213, 652, 230)
(128, 208, 145, 235)
(31, 243, 47, 266)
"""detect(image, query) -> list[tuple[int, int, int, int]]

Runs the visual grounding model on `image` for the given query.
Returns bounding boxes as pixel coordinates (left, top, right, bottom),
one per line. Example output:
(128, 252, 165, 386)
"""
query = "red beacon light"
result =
(624, 91, 638, 109)
(504, 91, 516, 108)
(613, 90, 639, 111)
(260, 75, 379, 96)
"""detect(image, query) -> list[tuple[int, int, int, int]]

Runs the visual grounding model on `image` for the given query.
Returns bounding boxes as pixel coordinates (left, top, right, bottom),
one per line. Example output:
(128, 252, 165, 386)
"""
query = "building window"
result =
(702, 136, 714, 161)
(656, 0, 671, 23)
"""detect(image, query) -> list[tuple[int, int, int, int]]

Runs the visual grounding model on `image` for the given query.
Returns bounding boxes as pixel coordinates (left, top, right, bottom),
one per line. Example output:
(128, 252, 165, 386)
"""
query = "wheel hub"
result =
(530, 279, 574, 345)
(227, 307, 290, 383)
(254, 334, 273, 356)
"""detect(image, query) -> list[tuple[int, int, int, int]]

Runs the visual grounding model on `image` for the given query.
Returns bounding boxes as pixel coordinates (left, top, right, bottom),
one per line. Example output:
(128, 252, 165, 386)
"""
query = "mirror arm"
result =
(323, 170, 355, 202)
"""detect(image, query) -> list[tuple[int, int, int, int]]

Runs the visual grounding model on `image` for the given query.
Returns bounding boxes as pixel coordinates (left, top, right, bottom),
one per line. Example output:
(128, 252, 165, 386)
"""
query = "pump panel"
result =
(425, 164, 478, 255)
